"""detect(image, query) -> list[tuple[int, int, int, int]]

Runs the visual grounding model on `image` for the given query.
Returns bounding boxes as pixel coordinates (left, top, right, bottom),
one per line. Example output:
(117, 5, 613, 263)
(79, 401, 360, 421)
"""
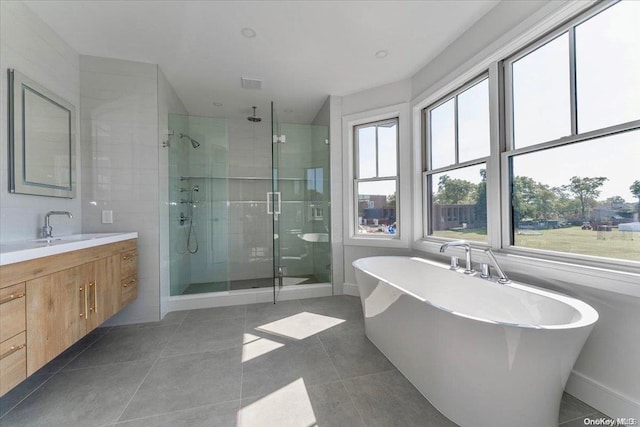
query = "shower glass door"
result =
(271, 101, 332, 303)
(271, 102, 284, 301)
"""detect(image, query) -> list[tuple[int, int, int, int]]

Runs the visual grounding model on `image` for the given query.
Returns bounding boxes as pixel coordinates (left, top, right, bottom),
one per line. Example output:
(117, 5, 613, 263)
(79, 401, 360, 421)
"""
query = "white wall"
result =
(338, 79, 413, 287)
(411, 0, 565, 98)
(0, 1, 81, 243)
(80, 55, 161, 324)
(338, 0, 639, 418)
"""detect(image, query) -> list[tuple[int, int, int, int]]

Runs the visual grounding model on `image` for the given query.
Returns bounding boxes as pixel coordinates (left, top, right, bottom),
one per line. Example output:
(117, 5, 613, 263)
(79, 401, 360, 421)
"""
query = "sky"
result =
(427, 0, 639, 201)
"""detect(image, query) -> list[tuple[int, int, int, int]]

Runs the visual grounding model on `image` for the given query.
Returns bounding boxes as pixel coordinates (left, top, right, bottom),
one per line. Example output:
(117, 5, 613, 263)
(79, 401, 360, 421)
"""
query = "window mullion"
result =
(375, 125, 379, 178)
(569, 26, 578, 135)
(454, 96, 460, 164)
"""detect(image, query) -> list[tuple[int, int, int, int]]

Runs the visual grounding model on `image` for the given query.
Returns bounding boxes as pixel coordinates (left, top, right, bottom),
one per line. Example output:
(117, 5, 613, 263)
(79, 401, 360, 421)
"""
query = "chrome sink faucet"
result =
(42, 211, 73, 238)
(440, 240, 474, 274)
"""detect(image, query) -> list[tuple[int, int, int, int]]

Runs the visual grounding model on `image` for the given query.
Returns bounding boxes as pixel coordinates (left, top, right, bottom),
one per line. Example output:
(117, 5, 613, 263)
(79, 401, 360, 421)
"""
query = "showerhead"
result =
(192, 185, 199, 192)
(247, 106, 262, 122)
(179, 133, 201, 148)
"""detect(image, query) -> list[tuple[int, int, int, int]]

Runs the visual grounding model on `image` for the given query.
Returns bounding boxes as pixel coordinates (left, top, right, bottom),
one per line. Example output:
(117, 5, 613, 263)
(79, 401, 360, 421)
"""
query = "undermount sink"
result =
(32, 238, 62, 244)
(1, 232, 138, 266)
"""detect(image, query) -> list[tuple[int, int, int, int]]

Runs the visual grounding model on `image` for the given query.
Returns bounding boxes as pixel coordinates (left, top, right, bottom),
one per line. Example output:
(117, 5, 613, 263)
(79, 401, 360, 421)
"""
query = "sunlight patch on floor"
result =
(255, 311, 345, 340)
(242, 333, 285, 363)
(236, 378, 317, 427)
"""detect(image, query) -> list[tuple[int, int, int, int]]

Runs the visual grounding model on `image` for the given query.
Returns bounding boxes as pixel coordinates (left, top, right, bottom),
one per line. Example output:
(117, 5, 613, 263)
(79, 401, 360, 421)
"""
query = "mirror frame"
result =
(8, 69, 76, 198)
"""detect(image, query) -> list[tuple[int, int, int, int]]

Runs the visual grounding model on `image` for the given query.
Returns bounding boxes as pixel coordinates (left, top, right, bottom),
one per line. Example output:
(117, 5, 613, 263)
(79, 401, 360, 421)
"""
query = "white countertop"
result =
(0, 232, 138, 266)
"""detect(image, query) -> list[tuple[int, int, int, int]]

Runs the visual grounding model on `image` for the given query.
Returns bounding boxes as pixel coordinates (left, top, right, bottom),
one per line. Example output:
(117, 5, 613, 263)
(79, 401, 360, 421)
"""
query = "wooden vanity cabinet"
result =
(0, 238, 137, 394)
(0, 282, 27, 395)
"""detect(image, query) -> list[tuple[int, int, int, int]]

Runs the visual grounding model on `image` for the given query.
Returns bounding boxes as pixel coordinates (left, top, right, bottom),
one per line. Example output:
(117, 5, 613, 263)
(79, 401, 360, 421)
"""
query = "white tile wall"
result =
(80, 55, 163, 324)
(0, 1, 82, 243)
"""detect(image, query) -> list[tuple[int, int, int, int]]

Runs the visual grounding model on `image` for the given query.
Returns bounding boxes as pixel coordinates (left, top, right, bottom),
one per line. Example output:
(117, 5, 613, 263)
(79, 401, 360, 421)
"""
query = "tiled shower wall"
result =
(81, 56, 185, 324)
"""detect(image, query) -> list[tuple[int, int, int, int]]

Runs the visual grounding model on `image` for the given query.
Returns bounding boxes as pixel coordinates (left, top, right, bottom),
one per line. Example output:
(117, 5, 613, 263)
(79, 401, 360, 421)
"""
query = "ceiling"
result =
(25, 0, 500, 123)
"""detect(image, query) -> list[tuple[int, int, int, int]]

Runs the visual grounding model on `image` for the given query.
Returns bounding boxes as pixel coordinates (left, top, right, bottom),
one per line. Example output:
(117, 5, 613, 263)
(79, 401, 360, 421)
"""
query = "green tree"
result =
(434, 175, 477, 205)
(631, 180, 640, 214)
(474, 169, 487, 227)
(554, 187, 581, 223)
(512, 176, 559, 224)
(605, 196, 626, 207)
(386, 193, 396, 206)
(562, 176, 608, 220)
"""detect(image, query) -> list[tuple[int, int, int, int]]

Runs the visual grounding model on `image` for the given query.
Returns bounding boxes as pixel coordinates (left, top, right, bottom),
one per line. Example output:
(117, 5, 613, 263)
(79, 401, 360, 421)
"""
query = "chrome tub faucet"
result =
(440, 240, 474, 274)
(484, 249, 510, 284)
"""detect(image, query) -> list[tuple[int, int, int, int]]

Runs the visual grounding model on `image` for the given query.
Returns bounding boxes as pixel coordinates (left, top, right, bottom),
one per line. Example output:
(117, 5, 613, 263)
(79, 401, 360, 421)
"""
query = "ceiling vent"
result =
(241, 77, 262, 90)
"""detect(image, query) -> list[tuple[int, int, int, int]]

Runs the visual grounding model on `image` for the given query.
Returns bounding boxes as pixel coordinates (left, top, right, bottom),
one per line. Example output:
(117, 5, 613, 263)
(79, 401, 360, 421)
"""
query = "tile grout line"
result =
(239, 304, 248, 402)
(108, 397, 243, 426)
(0, 327, 111, 420)
(316, 320, 368, 427)
(113, 317, 187, 424)
(559, 410, 602, 425)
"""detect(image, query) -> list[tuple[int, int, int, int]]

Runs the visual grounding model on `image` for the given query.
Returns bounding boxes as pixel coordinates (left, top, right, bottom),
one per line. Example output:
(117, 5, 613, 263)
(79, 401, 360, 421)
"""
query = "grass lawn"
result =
(514, 226, 640, 261)
(435, 226, 640, 261)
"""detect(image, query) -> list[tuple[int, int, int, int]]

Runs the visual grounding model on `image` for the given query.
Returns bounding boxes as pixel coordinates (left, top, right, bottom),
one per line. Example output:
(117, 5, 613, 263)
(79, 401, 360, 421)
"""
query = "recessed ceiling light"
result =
(241, 27, 256, 38)
(212, 102, 223, 107)
(375, 50, 388, 59)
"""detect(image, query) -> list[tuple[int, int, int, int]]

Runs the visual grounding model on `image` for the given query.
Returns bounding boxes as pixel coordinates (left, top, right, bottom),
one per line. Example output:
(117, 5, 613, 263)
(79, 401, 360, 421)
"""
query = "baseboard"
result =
(343, 282, 359, 296)
(565, 370, 640, 419)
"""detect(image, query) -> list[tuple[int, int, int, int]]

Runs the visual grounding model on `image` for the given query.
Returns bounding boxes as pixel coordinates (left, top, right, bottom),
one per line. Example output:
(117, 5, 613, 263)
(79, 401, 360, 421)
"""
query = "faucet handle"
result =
(481, 263, 490, 279)
(41, 225, 52, 238)
(450, 256, 459, 270)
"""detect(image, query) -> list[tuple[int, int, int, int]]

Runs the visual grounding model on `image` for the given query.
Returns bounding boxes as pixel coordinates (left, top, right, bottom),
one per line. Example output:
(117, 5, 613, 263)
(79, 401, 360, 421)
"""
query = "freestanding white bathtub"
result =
(353, 256, 598, 427)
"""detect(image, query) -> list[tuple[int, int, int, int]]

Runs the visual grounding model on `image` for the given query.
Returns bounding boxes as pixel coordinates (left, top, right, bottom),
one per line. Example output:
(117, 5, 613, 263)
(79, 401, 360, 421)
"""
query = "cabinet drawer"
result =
(121, 277, 137, 307)
(120, 250, 137, 279)
(0, 282, 26, 342)
(0, 331, 26, 397)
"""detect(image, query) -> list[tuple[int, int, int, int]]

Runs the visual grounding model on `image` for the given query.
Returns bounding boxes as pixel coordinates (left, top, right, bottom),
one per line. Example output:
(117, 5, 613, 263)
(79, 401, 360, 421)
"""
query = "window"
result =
(424, 76, 490, 243)
(354, 119, 398, 236)
(505, 1, 640, 261)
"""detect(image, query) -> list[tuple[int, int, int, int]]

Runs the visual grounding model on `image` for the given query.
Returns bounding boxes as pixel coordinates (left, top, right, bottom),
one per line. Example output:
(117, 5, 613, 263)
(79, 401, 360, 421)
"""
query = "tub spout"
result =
(440, 240, 474, 274)
(484, 249, 510, 284)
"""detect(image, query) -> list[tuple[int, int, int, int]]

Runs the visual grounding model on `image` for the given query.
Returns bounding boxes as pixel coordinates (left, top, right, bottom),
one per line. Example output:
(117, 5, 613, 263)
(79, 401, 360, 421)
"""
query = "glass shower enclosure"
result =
(168, 105, 330, 301)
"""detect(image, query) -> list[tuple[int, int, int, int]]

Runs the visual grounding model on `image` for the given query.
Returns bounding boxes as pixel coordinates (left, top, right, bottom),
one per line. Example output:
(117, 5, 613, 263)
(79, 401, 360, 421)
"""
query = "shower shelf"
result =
(179, 176, 310, 181)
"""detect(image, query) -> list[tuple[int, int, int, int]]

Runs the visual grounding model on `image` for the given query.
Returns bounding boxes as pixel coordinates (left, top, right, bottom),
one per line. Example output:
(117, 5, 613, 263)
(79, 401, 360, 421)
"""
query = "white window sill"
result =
(346, 235, 409, 249)
(413, 239, 640, 298)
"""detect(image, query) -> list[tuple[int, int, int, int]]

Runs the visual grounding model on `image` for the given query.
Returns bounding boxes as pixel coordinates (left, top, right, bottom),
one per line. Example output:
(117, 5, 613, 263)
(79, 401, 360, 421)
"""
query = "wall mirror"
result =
(8, 69, 76, 198)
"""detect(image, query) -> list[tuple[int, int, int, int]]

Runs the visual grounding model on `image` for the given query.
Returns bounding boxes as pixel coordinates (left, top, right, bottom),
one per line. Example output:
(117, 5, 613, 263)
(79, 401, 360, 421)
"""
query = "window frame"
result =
(343, 103, 410, 248)
(412, 0, 640, 273)
(353, 118, 399, 239)
(422, 73, 492, 243)
(501, 0, 640, 263)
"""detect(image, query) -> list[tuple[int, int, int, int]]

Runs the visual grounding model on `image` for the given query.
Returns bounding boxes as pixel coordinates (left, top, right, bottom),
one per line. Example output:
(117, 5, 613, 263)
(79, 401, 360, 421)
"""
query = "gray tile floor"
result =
(0, 296, 611, 427)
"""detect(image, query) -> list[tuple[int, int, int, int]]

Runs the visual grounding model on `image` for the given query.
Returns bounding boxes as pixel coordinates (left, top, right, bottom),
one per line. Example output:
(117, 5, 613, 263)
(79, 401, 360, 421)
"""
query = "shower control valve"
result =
(179, 213, 190, 226)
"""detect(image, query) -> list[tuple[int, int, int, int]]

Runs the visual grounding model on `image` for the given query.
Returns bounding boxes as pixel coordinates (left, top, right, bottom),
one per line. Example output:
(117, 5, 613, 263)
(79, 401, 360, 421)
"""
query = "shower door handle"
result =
(267, 192, 281, 215)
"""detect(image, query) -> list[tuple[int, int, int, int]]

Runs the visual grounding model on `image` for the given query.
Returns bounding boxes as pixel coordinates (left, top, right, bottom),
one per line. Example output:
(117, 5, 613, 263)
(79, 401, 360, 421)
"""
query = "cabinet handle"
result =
(93, 281, 98, 313)
(79, 286, 87, 318)
(88, 282, 97, 313)
(0, 292, 25, 305)
(122, 252, 137, 261)
(0, 343, 26, 360)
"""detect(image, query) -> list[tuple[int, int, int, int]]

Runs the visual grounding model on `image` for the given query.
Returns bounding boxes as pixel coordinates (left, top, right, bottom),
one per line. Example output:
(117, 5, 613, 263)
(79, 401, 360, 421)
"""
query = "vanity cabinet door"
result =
(86, 255, 119, 331)
(26, 264, 90, 375)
